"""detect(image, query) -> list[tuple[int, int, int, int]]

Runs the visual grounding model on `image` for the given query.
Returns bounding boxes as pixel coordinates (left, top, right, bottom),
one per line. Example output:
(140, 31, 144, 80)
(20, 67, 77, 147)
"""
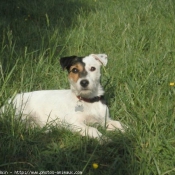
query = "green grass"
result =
(0, 0, 175, 174)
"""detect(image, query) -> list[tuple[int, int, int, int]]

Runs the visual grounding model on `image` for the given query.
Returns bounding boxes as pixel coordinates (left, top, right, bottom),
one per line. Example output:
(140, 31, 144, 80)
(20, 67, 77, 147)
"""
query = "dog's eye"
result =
(90, 67, 96, 71)
(71, 68, 79, 74)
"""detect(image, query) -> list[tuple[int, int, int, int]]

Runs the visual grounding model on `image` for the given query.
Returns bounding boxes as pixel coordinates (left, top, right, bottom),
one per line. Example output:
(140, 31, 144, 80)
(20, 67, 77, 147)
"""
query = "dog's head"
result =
(60, 54, 108, 98)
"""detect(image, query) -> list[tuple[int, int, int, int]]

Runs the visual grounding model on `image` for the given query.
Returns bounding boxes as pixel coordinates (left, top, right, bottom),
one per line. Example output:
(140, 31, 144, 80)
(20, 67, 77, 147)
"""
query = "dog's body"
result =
(2, 54, 123, 139)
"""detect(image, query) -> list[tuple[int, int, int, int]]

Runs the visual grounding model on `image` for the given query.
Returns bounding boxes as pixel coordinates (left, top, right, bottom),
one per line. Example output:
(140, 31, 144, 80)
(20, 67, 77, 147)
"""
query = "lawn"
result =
(0, 0, 175, 174)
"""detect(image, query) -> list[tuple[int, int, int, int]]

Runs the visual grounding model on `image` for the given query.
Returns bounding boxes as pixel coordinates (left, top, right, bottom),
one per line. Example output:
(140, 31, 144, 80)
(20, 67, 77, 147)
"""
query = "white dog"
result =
(2, 54, 124, 139)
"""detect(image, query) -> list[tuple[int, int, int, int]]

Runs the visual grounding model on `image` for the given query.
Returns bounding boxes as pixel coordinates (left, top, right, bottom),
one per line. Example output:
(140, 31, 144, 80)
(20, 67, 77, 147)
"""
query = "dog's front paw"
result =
(106, 120, 125, 132)
(80, 126, 102, 139)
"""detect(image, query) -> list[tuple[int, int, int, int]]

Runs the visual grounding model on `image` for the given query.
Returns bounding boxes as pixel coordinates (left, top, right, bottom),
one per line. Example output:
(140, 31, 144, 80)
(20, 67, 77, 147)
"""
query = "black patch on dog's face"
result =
(60, 56, 85, 71)
(60, 55, 88, 82)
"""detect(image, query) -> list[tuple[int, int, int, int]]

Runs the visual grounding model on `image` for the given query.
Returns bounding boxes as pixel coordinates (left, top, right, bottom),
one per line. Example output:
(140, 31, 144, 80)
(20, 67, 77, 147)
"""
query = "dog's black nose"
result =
(80, 79, 89, 88)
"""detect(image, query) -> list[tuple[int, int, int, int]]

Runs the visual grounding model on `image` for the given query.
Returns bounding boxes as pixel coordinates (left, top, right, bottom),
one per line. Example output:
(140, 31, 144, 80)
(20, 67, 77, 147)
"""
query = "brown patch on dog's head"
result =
(69, 63, 87, 82)
(68, 63, 84, 82)
(60, 56, 87, 83)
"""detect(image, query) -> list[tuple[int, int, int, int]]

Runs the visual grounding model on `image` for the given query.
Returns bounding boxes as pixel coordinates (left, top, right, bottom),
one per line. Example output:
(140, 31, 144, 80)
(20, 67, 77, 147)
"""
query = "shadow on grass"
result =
(0, 0, 93, 47)
(0, 0, 94, 71)
(0, 115, 139, 175)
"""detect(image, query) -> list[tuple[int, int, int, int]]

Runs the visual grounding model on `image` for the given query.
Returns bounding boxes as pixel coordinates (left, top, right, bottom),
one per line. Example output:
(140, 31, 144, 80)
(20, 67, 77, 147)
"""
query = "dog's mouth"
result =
(79, 88, 92, 96)
(80, 87, 89, 90)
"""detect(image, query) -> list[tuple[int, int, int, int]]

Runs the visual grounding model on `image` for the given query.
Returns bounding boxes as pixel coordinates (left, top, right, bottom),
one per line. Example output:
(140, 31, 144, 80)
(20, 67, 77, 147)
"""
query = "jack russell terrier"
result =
(1, 54, 124, 139)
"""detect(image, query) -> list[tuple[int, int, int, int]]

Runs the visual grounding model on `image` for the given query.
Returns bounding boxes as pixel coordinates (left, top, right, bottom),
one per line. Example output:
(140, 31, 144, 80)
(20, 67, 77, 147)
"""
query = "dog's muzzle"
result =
(80, 79, 89, 88)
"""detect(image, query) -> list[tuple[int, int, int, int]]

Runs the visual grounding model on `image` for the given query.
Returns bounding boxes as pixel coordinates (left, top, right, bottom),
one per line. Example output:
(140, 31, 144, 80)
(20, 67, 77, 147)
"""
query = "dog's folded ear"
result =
(90, 54, 108, 66)
(60, 56, 78, 70)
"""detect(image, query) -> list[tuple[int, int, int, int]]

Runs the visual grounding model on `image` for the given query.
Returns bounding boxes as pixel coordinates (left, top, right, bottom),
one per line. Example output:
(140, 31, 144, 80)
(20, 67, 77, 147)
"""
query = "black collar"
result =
(77, 95, 105, 104)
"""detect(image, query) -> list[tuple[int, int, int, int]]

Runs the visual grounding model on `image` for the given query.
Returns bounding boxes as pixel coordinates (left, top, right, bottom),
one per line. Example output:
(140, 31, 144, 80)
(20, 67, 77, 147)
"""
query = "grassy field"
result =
(0, 0, 175, 174)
